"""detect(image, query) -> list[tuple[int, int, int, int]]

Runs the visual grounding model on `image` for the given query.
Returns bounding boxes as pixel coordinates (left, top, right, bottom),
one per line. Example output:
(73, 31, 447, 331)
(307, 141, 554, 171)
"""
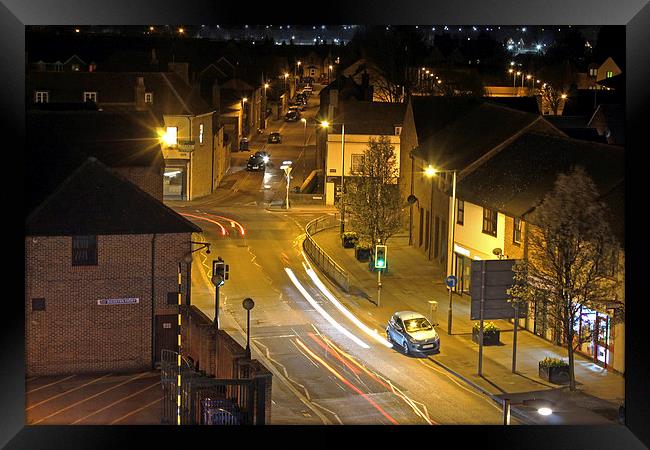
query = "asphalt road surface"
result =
(167, 87, 506, 425)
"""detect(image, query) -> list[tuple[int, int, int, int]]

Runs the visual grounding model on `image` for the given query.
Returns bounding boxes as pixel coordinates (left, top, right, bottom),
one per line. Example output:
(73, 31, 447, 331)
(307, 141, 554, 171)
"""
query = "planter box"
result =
(472, 328, 500, 346)
(342, 237, 358, 248)
(355, 247, 371, 262)
(539, 363, 570, 385)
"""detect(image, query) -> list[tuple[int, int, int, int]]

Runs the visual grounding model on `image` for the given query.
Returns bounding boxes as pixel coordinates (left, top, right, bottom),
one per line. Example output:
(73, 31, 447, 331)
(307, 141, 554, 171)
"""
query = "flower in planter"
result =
(473, 321, 500, 336)
(342, 231, 359, 239)
(539, 357, 569, 368)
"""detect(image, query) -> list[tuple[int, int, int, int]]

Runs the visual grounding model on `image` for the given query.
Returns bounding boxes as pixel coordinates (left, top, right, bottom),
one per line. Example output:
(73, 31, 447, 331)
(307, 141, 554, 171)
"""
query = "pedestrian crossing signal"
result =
(374, 245, 387, 269)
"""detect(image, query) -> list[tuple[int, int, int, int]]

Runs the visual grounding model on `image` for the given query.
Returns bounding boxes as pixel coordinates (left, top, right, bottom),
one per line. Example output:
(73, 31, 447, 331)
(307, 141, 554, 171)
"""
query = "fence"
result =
(303, 213, 350, 292)
(161, 305, 273, 425)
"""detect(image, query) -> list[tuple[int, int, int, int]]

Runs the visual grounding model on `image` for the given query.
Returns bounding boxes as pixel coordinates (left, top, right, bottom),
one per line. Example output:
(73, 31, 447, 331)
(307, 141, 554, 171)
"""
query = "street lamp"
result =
(280, 161, 293, 209)
(321, 120, 346, 234)
(328, 64, 333, 84)
(425, 165, 457, 335)
(508, 68, 516, 88)
(502, 398, 555, 425)
(301, 118, 307, 148)
(242, 298, 255, 359)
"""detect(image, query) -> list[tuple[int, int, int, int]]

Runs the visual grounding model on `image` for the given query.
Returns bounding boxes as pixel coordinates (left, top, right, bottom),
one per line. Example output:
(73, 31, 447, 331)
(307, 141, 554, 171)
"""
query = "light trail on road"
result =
(195, 211, 246, 236)
(295, 338, 399, 425)
(285, 268, 370, 349)
(180, 213, 228, 236)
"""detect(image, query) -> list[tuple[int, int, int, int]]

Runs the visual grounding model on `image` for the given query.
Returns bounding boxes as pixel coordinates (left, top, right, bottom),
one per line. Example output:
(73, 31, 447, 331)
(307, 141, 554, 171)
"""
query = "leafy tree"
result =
(341, 136, 403, 246)
(540, 84, 565, 115)
(508, 167, 623, 391)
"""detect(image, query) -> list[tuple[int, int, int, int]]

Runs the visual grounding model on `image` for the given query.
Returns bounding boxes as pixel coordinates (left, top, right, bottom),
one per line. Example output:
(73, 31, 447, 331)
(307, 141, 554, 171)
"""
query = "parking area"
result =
(26, 371, 163, 425)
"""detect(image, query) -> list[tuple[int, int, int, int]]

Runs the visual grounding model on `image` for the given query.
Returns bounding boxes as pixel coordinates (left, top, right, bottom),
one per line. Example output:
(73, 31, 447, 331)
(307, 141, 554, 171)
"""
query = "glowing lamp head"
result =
(527, 75, 532, 79)
(284, 72, 289, 79)
(242, 97, 248, 103)
(561, 94, 567, 99)
(516, 71, 521, 75)
(537, 407, 553, 416)
(264, 83, 269, 89)
(320, 121, 330, 129)
(262, 155, 270, 163)
(425, 165, 437, 177)
(178, 28, 184, 33)
(508, 69, 514, 73)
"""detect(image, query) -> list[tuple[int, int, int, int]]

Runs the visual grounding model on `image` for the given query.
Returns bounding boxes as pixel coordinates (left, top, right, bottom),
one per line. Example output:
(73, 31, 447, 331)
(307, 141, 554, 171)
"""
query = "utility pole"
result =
(478, 260, 486, 376)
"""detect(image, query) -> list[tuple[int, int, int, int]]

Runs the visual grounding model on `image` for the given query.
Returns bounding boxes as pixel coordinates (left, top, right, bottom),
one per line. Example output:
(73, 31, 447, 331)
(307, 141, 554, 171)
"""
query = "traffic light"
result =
(374, 245, 387, 269)
(213, 258, 227, 286)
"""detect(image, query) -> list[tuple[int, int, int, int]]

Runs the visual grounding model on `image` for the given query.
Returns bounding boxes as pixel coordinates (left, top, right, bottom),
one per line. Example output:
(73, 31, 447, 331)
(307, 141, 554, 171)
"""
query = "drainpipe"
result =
(151, 233, 157, 369)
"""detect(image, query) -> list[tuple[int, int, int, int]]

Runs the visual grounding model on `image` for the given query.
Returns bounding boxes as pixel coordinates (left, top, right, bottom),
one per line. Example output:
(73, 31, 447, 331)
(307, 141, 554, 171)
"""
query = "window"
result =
(145, 92, 153, 103)
(482, 208, 498, 237)
(351, 154, 365, 174)
(72, 235, 97, 266)
(606, 70, 614, 78)
(394, 126, 402, 136)
(35, 91, 49, 103)
(167, 292, 179, 305)
(71, 64, 80, 71)
(32, 298, 46, 311)
(457, 200, 464, 225)
(589, 68, 597, 76)
(513, 217, 522, 244)
(83, 91, 97, 102)
(199, 123, 204, 144)
(165, 126, 178, 146)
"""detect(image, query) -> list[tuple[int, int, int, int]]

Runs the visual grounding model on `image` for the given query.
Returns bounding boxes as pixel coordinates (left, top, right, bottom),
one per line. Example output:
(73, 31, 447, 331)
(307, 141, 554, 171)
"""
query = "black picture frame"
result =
(4, 0, 648, 448)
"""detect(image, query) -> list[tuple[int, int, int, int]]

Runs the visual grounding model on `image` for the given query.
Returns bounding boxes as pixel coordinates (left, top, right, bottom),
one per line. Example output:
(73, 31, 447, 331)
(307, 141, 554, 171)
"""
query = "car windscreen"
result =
(404, 318, 433, 333)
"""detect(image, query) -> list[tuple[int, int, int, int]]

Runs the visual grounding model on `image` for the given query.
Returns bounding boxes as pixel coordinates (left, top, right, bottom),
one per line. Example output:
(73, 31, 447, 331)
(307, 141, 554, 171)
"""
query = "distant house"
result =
(322, 100, 416, 206)
(576, 57, 623, 90)
(341, 58, 398, 102)
(27, 70, 227, 200)
(25, 158, 201, 376)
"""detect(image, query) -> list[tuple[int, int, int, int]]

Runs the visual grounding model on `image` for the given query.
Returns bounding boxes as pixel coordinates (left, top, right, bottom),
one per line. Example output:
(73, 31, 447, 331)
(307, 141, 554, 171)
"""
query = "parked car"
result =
(386, 311, 440, 355)
(267, 132, 282, 144)
(285, 110, 300, 122)
(246, 153, 266, 171)
(254, 150, 270, 163)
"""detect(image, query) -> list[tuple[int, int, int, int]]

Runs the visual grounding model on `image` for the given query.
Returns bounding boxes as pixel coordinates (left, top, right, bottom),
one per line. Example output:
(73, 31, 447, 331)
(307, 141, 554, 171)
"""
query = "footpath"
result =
(310, 226, 625, 425)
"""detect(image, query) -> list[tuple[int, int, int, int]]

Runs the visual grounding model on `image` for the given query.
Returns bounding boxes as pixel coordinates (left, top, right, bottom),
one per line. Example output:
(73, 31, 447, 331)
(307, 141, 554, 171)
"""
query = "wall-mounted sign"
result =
(97, 298, 140, 306)
(178, 140, 195, 152)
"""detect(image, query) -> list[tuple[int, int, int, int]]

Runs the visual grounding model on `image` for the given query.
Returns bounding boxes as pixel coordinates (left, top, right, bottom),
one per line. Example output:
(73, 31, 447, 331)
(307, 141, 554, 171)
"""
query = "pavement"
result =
(309, 226, 625, 425)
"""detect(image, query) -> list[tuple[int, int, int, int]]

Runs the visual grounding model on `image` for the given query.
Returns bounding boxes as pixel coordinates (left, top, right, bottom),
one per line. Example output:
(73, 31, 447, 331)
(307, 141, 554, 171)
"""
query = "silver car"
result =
(386, 311, 440, 355)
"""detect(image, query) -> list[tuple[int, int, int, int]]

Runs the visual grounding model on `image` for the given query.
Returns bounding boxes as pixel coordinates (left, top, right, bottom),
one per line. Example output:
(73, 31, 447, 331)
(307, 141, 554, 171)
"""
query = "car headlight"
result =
(263, 156, 269, 163)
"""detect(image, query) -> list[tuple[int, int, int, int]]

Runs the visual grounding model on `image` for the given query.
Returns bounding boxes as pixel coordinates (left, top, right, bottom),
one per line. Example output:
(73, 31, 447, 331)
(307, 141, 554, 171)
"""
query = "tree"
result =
(508, 167, 623, 391)
(540, 84, 565, 115)
(341, 136, 403, 246)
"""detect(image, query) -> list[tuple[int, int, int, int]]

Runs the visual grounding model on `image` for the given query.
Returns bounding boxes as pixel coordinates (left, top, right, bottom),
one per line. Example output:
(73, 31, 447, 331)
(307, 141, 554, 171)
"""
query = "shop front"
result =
(573, 305, 615, 369)
(163, 162, 188, 200)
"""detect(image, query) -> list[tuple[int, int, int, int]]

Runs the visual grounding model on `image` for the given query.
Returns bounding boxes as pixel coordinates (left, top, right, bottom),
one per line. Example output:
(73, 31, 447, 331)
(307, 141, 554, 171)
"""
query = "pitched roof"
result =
(26, 158, 201, 236)
(27, 71, 212, 117)
(337, 101, 407, 135)
(484, 97, 541, 115)
(410, 96, 482, 144)
(26, 110, 164, 214)
(413, 102, 540, 170)
(456, 132, 624, 237)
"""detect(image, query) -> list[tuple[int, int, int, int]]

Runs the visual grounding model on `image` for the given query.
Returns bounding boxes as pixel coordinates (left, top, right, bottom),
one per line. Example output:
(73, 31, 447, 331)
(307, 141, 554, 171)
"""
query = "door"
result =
(155, 314, 179, 364)
(594, 314, 611, 367)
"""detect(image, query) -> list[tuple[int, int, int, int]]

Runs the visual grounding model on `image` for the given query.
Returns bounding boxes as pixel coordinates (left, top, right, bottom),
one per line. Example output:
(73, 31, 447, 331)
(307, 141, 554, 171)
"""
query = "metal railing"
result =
(304, 213, 350, 292)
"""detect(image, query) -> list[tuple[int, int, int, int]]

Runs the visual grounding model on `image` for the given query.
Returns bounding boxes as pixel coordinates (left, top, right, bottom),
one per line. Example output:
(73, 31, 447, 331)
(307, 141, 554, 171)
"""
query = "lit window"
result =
(83, 91, 97, 102)
(199, 123, 204, 144)
(164, 127, 178, 146)
(145, 92, 153, 103)
(35, 91, 49, 103)
(457, 200, 464, 225)
(513, 218, 522, 244)
(71, 64, 80, 71)
(606, 70, 613, 78)
(482, 208, 498, 237)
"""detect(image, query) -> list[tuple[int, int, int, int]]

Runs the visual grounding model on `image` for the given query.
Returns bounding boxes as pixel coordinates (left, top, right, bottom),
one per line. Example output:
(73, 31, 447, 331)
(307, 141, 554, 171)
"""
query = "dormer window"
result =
(145, 92, 153, 103)
(83, 91, 97, 102)
(394, 126, 402, 136)
(35, 91, 49, 103)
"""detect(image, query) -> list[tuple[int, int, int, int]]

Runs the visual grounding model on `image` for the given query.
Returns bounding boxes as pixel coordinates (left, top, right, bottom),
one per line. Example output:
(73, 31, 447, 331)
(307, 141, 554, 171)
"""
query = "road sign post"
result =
(428, 300, 438, 326)
(445, 275, 457, 335)
(212, 257, 228, 329)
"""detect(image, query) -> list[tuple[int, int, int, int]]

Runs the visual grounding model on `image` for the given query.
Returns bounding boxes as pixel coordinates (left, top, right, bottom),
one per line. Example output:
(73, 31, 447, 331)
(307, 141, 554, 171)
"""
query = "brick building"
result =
(25, 158, 201, 376)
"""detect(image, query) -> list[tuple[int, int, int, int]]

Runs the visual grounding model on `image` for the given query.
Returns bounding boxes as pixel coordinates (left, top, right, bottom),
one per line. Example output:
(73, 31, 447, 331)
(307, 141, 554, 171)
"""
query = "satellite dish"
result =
(492, 248, 503, 256)
(407, 194, 418, 205)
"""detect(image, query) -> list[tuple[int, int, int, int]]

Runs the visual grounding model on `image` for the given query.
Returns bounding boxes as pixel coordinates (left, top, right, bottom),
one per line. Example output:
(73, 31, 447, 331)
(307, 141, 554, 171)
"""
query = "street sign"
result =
(469, 259, 527, 320)
(445, 275, 457, 288)
(97, 298, 139, 305)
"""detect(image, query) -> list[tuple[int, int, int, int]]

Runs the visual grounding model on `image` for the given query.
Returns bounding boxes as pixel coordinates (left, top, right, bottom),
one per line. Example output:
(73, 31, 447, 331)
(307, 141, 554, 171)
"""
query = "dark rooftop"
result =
(26, 158, 201, 237)
(336, 101, 407, 135)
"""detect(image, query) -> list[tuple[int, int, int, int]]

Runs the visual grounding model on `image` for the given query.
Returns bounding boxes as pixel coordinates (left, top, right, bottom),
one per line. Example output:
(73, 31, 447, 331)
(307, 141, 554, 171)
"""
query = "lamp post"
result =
(262, 82, 269, 129)
(241, 97, 248, 138)
(184, 241, 211, 306)
(502, 398, 555, 425)
(284, 72, 289, 99)
(281, 162, 293, 209)
(425, 165, 457, 335)
(509, 68, 516, 88)
(320, 120, 346, 234)
(242, 298, 255, 359)
(328, 64, 333, 84)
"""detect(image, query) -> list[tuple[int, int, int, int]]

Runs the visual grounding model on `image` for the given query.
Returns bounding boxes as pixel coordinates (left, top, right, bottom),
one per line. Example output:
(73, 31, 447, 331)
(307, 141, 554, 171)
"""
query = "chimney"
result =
(329, 89, 339, 121)
(168, 62, 189, 84)
(135, 76, 146, 111)
(361, 72, 372, 101)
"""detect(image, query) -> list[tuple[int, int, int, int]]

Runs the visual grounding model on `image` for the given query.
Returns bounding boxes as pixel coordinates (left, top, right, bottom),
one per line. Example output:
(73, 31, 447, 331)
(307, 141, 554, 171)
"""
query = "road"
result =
(167, 87, 506, 425)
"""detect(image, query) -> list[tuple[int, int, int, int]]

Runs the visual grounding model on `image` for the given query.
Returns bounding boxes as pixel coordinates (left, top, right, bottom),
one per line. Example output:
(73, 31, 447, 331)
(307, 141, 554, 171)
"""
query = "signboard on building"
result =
(469, 259, 526, 320)
(97, 298, 140, 306)
(178, 140, 195, 152)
